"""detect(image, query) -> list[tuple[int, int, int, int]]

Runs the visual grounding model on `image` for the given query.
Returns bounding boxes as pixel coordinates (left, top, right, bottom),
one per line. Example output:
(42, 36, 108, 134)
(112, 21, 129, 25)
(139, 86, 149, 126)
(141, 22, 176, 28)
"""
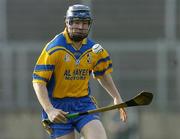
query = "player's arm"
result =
(32, 46, 68, 123)
(33, 82, 68, 123)
(33, 82, 53, 112)
(97, 73, 127, 122)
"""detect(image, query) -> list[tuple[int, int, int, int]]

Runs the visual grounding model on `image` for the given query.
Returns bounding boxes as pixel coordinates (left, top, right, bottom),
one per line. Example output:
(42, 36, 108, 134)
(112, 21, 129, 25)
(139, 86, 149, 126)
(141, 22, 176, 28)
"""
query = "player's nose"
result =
(77, 22, 84, 29)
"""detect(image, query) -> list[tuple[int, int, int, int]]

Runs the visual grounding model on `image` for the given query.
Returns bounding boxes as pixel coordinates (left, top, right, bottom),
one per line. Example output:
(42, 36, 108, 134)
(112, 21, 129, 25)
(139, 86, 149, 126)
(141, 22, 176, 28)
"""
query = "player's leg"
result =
(72, 96, 107, 138)
(56, 131, 75, 139)
(80, 119, 107, 139)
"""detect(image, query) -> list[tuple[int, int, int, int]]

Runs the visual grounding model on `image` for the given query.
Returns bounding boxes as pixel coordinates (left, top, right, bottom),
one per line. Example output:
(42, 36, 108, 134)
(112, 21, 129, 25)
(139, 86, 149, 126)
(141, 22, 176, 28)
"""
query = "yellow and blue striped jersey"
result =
(32, 29, 113, 98)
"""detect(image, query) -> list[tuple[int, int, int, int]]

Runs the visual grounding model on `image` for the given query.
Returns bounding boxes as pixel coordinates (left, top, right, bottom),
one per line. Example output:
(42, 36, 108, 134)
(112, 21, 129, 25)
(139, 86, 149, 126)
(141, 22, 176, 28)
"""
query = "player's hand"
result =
(114, 98, 127, 122)
(118, 108, 127, 122)
(46, 107, 69, 123)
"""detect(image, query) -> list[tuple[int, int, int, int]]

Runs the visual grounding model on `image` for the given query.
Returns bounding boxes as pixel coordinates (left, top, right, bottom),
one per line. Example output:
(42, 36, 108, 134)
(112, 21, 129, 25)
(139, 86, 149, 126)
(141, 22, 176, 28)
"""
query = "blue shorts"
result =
(42, 96, 100, 138)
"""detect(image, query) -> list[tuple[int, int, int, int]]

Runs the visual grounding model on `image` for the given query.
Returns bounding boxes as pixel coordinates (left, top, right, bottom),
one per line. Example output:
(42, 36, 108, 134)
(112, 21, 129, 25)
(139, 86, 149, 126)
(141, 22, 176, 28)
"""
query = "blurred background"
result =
(0, 0, 180, 139)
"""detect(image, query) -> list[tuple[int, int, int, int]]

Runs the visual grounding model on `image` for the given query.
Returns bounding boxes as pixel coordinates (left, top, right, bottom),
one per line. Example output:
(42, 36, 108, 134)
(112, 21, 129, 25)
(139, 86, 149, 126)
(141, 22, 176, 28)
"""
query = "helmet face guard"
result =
(65, 4, 92, 42)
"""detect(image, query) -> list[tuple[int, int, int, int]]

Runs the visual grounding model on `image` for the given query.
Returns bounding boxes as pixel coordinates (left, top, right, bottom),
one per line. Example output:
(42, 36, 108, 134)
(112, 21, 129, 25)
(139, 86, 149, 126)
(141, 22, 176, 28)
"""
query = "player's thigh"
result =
(81, 120, 107, 139)
(56, 131, 75, 139)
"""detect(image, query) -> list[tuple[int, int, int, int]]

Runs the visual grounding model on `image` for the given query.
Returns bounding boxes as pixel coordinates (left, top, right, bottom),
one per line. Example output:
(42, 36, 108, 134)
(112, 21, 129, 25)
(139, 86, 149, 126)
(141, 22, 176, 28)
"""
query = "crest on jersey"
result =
(87, 53, 92, 64)
(64, 54, 70, 62)
(92, 44, 103, 54)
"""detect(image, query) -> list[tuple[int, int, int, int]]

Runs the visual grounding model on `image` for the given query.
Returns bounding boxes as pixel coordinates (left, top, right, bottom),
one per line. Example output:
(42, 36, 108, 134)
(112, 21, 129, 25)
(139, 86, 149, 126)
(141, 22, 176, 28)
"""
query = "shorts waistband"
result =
(51, 96, 91, 103)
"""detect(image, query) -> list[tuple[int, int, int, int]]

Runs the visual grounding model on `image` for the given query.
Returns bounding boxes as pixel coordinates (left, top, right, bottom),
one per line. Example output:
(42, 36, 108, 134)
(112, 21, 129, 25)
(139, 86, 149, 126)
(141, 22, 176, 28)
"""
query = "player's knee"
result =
(81, 120, 107, 139)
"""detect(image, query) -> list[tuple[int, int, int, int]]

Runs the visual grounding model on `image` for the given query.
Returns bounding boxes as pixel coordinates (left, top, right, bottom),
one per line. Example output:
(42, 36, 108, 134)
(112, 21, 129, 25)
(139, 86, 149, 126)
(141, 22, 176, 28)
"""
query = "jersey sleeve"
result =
(92, 45, 113, 79)
(32, 46, 57, 85)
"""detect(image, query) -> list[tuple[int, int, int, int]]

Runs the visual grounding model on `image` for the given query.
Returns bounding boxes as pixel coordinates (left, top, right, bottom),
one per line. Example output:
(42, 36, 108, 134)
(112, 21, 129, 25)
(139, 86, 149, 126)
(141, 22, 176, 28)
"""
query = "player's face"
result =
(66, 19, 91, 42)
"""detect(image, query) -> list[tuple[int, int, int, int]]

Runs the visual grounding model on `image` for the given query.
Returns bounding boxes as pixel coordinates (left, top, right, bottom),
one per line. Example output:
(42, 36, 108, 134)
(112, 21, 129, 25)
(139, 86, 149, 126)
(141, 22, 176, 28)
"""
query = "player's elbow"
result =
(33, 82, 46, 91)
